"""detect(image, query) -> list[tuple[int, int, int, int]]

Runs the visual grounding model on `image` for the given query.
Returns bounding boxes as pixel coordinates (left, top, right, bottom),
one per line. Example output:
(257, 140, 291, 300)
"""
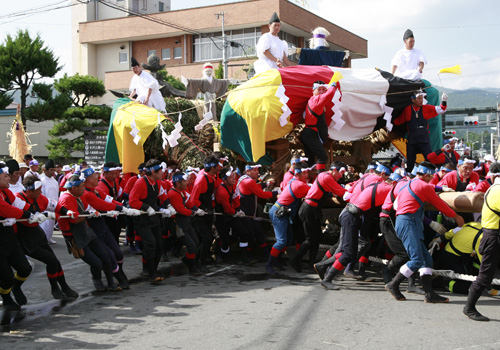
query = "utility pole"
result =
(215, 12, 228, 79)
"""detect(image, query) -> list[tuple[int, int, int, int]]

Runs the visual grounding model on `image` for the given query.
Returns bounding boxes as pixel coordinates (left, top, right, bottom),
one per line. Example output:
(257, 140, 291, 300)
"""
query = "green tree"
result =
(157, 69, 186, 91)
(0, 30, 61, 127)
(25, 74, 111, 161)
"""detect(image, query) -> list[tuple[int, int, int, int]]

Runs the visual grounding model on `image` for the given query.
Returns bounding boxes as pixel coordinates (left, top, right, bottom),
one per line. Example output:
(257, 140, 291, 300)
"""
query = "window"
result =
(279, 31, 300, 62)
(173, 47, 182, 59)
(162, 48, 171, 60)
(142, 0, 147, 10)
(159, 1, 164, 12)
(147, 49, 157, 58)
(193, 27, 261, 62)
(119, 52, 128, 64)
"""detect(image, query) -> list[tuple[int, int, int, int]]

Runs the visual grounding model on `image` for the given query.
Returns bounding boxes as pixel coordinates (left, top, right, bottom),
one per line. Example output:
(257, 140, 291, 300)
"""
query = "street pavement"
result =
(2, 230, 500, 350)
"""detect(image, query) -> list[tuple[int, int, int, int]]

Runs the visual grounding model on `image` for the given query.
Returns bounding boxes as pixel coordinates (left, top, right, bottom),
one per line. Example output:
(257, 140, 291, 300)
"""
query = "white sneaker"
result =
(48, 239, 57, 244)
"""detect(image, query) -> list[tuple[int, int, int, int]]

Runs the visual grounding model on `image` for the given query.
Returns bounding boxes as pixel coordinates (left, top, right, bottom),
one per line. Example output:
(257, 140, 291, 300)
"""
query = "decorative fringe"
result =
(7, 110, 38, 163)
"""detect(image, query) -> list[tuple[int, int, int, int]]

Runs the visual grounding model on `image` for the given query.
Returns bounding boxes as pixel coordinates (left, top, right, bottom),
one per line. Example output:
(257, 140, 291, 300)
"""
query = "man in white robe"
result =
(253, 12, 291, 75)
(391, 29, 427, 80)
(129, 57, 166, 112)
(40, 159, 59, 244)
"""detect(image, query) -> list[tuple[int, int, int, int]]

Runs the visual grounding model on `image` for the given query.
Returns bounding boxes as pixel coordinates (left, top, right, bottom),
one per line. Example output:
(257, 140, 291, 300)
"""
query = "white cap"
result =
(19, 162, 29, 169)
(484, 154, 495, 162)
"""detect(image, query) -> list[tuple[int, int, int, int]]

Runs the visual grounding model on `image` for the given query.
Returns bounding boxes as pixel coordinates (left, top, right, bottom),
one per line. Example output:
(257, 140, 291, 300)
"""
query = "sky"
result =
(1, 0, 500, 91)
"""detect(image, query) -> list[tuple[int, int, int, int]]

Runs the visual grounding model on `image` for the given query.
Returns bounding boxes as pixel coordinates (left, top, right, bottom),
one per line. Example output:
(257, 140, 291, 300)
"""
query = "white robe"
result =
(129, 70, 166, 112)
(254, 33, 288, 75)
(391, 47, 427, 80)
(40, 174, 59, 240)
(8, 182, 24, 194)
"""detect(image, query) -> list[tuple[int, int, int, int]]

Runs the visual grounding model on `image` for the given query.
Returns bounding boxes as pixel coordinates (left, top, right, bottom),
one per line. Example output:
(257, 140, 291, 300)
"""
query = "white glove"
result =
(66, 210, 76, 219)
(88, 210, 100, 219)
(29, 212, 47, 224)
(46, 211, 56, 220)
(106, 210, 120, 218)
(254, 216, 262, 221)
(428, 237, 442, 249)
(122, 207, 141, 216)
(147, 207, 156, 216)
(195, 208, 207, 216)
(442, 144, 452, 152)
(233, 210, 245, 218)
(429, 221, 447, 235)
(167, 204, 177, 216)
(441, 91, 448, 102)
(2, 218, 16, 227)
(159, 208, 172, 218)
(441, 185, 454, 192)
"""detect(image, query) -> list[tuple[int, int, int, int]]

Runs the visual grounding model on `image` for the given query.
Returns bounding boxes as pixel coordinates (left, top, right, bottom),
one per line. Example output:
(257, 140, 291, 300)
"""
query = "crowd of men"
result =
(0, 145, 499, 322)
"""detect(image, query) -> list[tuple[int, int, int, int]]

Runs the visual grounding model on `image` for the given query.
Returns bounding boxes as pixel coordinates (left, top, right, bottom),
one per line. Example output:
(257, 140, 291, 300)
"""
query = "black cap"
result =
(269, 12, 280, 24)
(403, 29, 414, 41)
(131, 56, 139, 67)
(6, 159, 19, 173)
(45, 159, 55, 169)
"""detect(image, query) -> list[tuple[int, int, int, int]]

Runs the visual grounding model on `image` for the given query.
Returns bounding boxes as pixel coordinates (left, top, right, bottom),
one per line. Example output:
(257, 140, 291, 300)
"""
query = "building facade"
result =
(72, 0, 367, 105)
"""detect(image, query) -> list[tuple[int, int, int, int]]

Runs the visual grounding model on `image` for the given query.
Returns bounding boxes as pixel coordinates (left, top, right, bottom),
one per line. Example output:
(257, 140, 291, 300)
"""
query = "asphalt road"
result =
(2, 231, 500, 350)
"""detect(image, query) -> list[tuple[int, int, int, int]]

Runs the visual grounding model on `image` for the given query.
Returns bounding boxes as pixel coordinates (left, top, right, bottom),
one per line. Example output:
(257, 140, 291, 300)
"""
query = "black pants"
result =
(300, 128, 327, 167)
(90, 219, 123, 268)
(441, 250, 477, 294)
(193, 215, 214, 264)
(80, 237, 114, 280)
(380, 216, 409, 274)
(240, 217, 267, 247)
(137, 224, 162, 267)
(298, 203, 321, 257)
(105, 216, 124, 243)
(125, 216, 136, 244)
(27, 244, 62, 277)
(406, 142, 431, 173)
(0, 239, 32, 291)
(175, 216, 199, 256)
(338, 208, 362, 267)
(470, 229, 500, 294)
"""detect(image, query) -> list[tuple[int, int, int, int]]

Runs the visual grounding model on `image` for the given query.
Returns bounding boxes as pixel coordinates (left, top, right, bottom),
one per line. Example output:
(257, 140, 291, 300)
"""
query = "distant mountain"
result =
(433, 86, 499, 109)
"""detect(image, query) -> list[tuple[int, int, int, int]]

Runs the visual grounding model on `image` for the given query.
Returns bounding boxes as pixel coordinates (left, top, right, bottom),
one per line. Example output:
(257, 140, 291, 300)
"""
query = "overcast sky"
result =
(1, 0, 499, 91)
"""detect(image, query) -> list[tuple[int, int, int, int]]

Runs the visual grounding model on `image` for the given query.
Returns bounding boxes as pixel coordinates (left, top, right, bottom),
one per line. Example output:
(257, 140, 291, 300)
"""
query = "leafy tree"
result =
(157, 69, 186, 91)
(0, 30, 61, 127)
(25, 74, 111, 161)
(54, 73, 106, 107)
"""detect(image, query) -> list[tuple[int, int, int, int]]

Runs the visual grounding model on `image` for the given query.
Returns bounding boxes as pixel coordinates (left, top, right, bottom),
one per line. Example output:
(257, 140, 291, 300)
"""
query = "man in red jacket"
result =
(0, 164, 41, 310)
(385, 162, 464, 303)
(16, 176, 79, 300)
(129, 159, 171, 284)
(300, 80, 339, 172)
(393, 90, 448, 172)
(291, 161, 346, 272)
(168, 171, 202, 275)
(214, 166, 250, 263)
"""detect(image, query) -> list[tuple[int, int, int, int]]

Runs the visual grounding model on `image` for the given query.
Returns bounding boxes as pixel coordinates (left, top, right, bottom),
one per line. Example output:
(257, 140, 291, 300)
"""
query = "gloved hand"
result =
(122, 207, 141, 216)
(66, 210, 76, 219)
(195, 208, 207, 216)
(159, 208, 172, 218)
(29, 212, 47, 224)
(233, 210, 245, 218)
(88, 210, 100, 219)
(46, 211, 56, 220)
(428, 236, 442, 248)
(429, 221, 447, 235)
(441, 185, 454, 192)
(2, 218, 16, 227)
(442, 144, 452, 152)
(254, 216, 262, 221)
(146, 207, 156, 216)
(442, 91, 448, 102)
(106, 210, 120, 218)
(167, 204, 177, 216)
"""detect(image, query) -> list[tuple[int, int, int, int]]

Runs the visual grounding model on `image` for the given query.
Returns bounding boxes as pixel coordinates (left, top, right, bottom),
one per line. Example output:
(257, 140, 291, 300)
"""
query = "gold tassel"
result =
(6, 106, 37, 163)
